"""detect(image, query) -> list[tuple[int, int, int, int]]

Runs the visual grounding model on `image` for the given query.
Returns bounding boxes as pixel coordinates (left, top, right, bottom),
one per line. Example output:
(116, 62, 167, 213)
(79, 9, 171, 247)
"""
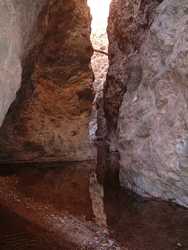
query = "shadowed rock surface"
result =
(101, 0, 188, 207)
(0, 0, 94, 163)
(0, 0, 46, 127)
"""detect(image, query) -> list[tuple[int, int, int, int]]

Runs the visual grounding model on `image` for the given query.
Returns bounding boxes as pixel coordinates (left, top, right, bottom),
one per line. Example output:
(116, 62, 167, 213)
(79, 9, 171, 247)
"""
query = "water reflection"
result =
(89, 171, 108, 230)
(0, 161, 187, 250)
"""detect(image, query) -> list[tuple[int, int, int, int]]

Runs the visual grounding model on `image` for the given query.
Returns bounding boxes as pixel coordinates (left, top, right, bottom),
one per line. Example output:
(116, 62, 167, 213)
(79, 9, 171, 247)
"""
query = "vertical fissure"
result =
(87, 0, 111, 145)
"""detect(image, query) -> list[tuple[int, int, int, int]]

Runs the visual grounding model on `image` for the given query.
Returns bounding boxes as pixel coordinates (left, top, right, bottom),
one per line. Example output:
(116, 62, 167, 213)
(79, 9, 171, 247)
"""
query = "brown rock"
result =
(0, 0, 95, 162)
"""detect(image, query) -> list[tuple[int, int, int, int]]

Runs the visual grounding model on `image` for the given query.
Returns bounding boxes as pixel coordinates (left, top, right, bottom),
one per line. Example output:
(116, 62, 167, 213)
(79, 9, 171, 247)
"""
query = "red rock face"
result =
(0, 0, 94, 163)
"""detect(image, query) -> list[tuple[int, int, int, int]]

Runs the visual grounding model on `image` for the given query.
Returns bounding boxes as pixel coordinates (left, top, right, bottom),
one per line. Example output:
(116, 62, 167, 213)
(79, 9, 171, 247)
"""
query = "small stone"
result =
(177, 242, 182, 247)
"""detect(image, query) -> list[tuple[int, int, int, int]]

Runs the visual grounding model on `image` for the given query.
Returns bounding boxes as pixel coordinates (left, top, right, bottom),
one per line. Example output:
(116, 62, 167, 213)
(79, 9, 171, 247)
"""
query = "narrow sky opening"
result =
(88, 0, 111, 142)
(87, 0, 111, 91)
(88, 0, 111, 36)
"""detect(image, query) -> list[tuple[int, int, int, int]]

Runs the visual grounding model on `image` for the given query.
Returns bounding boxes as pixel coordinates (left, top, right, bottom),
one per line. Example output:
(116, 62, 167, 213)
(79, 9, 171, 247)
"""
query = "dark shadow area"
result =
(0, 205, 77, 250)
(104, 185, 188, 250)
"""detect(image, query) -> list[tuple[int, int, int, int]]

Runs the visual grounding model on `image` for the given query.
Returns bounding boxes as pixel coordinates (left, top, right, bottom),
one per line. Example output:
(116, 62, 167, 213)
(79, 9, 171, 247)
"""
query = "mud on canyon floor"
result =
(0, 161, 187, 250)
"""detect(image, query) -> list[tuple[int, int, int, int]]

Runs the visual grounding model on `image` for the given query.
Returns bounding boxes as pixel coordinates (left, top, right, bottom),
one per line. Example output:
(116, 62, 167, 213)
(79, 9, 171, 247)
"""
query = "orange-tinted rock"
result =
(0, 0, 95, 162)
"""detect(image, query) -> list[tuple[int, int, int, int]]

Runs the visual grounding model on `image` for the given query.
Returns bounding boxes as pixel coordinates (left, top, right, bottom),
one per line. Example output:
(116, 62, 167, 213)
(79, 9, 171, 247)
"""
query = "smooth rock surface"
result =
(104, 0, 188, 207)
(0, 0, 94, 162)
(0, 0, 46, 127)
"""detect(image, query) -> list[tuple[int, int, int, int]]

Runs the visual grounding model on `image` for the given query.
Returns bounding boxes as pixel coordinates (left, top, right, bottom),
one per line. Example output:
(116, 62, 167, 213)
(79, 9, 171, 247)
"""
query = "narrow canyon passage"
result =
(88, 0, 110, 141)
(88, 0, 110, 93)
(0, 0, 188, 250)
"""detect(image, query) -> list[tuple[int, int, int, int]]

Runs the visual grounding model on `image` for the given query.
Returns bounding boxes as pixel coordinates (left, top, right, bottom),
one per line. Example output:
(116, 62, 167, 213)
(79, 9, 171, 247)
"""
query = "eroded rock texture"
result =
(0, 0, 94, 162)
(103, 0, 188, 207)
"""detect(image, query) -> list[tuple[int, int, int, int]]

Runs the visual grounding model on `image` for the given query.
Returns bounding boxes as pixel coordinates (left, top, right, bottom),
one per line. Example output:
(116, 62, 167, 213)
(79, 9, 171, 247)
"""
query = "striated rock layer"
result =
(102, 0, 188, 207)
(0, 0, 94, 162)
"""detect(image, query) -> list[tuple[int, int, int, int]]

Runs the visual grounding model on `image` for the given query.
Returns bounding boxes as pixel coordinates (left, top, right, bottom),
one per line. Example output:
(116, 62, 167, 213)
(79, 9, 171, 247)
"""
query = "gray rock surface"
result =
(104, 0, 188, 207)
(0, 0, 46, 127)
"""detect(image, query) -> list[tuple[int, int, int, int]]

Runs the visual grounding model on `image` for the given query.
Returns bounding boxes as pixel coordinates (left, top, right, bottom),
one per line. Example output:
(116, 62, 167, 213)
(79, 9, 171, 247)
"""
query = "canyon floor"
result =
(0, 28, 187, 250)
(0, 161, 187, 250)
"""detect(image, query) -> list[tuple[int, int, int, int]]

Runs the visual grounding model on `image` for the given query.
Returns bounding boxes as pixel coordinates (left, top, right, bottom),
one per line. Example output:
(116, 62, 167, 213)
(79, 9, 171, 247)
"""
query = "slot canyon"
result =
(0, 0, 187, 249)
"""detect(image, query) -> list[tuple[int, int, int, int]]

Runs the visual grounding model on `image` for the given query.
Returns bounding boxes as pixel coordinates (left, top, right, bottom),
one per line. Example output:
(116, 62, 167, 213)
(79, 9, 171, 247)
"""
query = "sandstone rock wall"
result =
(0, 0, 94, 162)
(0, 0, 46, 127)
(103, 0, 188, 207)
